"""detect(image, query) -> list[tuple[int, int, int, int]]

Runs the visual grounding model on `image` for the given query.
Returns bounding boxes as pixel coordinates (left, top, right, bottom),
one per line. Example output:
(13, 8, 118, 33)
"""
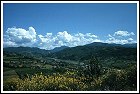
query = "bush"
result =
(4, 72, 88, 91)
(4, 65, 137, 91)
(3, 77, 20, 91)
(125, 65, 137, 90)
(92, 66, 137, 91)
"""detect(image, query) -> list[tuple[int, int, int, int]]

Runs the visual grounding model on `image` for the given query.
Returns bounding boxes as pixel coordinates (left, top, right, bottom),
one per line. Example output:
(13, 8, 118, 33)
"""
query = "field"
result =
(3, 52, 137, 91)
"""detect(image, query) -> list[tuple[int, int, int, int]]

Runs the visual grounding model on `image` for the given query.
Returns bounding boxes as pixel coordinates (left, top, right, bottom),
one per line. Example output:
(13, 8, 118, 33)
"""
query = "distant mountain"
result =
(3, 42, 137, 61)
(50, 46, 69, 53)
(85, 42, 117, 47)
(3, 46, 50, 58)
(85, 42, 137, 48)
(122, 43, 137, 48)
(48, 42, 137, 61)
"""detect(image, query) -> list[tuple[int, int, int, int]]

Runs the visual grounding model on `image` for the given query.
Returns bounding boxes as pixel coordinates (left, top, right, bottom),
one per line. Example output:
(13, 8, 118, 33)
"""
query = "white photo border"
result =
(1, 1, 139, 93)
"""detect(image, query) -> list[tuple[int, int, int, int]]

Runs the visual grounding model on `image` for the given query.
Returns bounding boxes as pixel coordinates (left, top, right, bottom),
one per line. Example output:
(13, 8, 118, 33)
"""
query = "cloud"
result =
(106, 32, 136, 44)
(106, 37, 129, 44)
(57, 31, 73, 42)
(114, 31, 135, 37)
(3, 41, 17, 47)
(36, 31, 101, 50)
(4, 27, 37, 47)
(85, 33, 98, 38)
(4, 27, 136, 50)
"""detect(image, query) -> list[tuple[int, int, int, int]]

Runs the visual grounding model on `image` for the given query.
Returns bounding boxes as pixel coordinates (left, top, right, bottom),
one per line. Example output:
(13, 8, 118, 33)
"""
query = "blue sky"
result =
(3, 3, 137, 50)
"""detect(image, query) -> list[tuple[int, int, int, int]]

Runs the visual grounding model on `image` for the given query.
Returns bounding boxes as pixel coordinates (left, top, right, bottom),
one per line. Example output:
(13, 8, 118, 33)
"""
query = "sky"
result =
(3, 3, 137, 50)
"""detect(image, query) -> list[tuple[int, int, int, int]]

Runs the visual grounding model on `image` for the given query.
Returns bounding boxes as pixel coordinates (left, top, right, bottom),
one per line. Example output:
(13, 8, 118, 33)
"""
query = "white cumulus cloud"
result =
(36, 31, 101, 50)
(4, 27, 136, 50)
(106, 31, 136, 44)
(114, 30, 135, 37)
(4, 27, 37, 47)
(57, 31, 73, 42)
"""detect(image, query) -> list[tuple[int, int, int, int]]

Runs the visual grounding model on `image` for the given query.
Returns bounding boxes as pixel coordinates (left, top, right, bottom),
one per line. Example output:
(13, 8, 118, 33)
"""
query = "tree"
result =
(88, 56, 102, 78)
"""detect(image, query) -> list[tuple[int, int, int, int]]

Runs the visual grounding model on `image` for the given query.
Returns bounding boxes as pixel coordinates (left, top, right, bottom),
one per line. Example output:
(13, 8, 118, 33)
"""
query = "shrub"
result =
(92, 66, 137, 91)
(5, 72, 88, 91)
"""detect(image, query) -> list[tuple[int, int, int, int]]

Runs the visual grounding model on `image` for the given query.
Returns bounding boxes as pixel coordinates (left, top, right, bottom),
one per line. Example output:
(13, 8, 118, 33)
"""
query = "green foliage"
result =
(81, 57, 102, 80)
(125, 65, 137, 89)
(3, 43, 137, 91)
(88, 57, 102, 77)
(4, 72, 88, 91)
(97, 69, 127, 90)
(3, 77, 20, 91)
(49, 43, 137, 62)
(4, 64, 137, 91)
(91, 65, 137, 91)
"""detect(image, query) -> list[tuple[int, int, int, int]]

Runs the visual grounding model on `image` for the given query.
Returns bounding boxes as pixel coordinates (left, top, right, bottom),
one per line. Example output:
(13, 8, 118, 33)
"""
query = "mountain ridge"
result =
(50, 46, 69, 53)
(4, 42, 137, 61)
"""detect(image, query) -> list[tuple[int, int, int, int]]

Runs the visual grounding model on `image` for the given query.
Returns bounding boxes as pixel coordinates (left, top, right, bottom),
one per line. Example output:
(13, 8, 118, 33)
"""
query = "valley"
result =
(3, 42, 137, 91)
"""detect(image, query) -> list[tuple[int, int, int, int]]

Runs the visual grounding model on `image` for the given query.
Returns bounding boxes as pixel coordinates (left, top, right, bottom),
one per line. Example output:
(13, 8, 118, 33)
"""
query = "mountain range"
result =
(4, 42, 137, 61)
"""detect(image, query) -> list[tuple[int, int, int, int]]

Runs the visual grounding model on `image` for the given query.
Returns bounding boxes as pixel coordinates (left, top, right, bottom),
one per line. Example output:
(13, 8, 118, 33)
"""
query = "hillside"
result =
(3, 42, 137, 91)
(47, 42, 137, 61)
(4, 42, 137, 62)
(50, 46, 69, 53)
(4, 46, 50, 58)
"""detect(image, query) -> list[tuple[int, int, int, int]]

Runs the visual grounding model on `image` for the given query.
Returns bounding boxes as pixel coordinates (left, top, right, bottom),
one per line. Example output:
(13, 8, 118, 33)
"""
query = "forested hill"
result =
(3, 42, 137, 61)
(3, 46, 50, 58)
(47, 42, 137, 61)
(85, 42, 137, 48)
(50, 46, 69, 53)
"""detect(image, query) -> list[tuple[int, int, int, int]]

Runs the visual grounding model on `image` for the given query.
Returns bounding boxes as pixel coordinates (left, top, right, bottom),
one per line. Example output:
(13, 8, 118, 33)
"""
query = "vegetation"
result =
(3, 42, 137, 91)
(4, 64, 136, 91)
(48, 43, 137, 62)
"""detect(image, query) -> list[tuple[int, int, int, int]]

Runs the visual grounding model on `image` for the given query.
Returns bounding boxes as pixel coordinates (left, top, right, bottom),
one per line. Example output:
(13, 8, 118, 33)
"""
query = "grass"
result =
(43, 64, 53, 69)
(3, 67, 12, 72)
(3, 67, 55, 78)
(3, 69, 19, 86)
(3, 67, 54, 89)
(4, 70, 17, 76)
